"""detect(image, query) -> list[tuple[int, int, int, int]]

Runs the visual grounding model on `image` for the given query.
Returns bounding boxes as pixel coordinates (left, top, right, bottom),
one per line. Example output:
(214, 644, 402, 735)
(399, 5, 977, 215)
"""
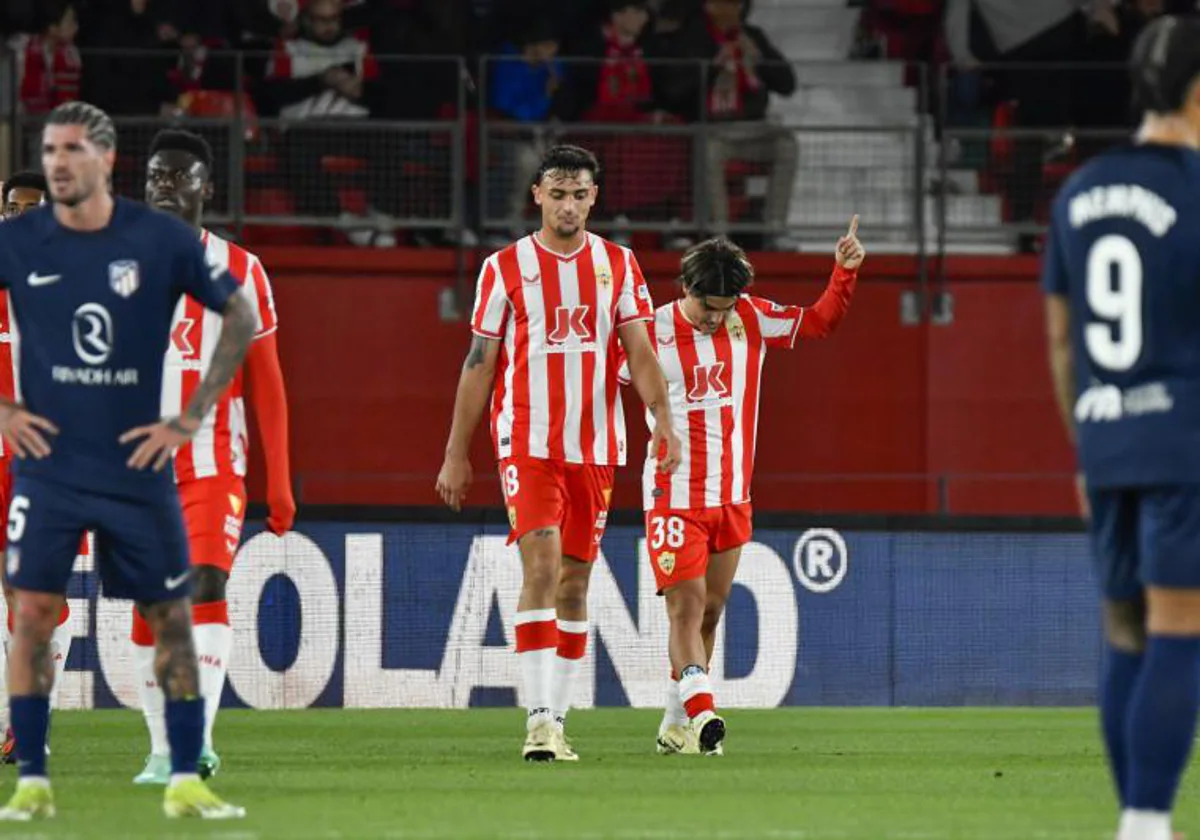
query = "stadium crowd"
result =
(2, 0, 1196, 250)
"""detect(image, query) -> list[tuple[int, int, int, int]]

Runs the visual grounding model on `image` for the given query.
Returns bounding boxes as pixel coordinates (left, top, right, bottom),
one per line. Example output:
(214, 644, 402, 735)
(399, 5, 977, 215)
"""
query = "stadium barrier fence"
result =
(2, 51, 1137, 258)
(38, 512, 1099, 712)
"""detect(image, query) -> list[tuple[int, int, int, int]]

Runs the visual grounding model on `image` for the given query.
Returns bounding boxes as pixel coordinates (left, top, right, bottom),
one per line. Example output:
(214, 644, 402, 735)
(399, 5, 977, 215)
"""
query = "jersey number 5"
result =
(1085, 234, 1143, 371)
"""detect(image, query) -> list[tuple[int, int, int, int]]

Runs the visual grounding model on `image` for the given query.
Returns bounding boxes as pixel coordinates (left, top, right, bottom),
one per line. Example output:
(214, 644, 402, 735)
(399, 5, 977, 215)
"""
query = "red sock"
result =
(191, 600, 229, 626)
(130, 607, 155, 646)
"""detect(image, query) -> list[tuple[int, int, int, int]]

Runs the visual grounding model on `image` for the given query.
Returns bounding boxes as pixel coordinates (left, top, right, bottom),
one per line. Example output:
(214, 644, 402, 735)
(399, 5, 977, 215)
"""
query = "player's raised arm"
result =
(619, 320, 681, 473)
(793, 215, 863, 341)
(436, 334, 502, 511)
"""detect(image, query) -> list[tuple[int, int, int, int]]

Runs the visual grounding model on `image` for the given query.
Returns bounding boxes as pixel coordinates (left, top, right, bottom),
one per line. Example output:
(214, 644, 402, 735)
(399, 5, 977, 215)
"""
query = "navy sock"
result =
(165, 698, 204, 776)
(1101, 646, 1143, 806)
(10, 696, 49, 778)
(1125, 636, 1200, 811)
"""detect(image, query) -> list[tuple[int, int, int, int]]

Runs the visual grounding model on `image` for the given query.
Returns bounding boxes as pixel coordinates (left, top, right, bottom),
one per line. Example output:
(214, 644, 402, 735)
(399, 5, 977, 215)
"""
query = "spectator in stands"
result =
(77, 1, 164, 116)
(9, 1, 82, 115)
(485, 18, 567, 243)
(944, 0, 1087, 249)
(659, 0, 798, 249)
(260, 0, 404, 246)
(560, 0, 693, 247)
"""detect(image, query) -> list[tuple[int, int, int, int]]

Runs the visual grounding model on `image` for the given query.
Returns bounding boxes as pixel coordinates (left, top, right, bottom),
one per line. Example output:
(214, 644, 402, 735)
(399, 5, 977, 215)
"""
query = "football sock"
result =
(1101, 646, 1143, 806)
(165, 697, 203, 776)
(515, 609, 557, 730)
(679, 664, 715, 720)
(663, 669, 687, 727)
(552, 619, 587, 729)
(132, 609, 168, 757)
(1121, 636, 1200, 839)
(192, 601, 232, 750)
(9, 696, 48, 778)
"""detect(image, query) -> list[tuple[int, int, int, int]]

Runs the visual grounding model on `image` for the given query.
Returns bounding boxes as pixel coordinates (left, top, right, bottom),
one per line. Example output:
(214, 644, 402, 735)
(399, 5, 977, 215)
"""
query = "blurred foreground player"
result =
(0, 173, 77, 765)
(0, 101, 251, 820)
(622, 223, 862, 756)
(436, 145, 681, 761)
(131, 129, 294, 784)
(1043, 17, 1200, 840)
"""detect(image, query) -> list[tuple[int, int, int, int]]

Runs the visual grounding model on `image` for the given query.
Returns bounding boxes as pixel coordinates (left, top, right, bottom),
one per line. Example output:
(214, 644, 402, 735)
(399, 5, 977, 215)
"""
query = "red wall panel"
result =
(245, 248, 1077, 516)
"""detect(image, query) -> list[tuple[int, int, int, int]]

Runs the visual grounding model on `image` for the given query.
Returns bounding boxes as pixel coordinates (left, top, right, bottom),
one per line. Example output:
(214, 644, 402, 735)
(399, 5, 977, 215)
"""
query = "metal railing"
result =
(2, 52, 1138, 285)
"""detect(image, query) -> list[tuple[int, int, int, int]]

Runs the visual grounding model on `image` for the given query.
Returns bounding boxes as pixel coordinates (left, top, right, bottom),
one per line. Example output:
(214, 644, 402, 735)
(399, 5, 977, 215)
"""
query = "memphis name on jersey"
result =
(470, 234, 654, 467)
(163, 230, 278, 482)
(1044, 143, 1200, 487)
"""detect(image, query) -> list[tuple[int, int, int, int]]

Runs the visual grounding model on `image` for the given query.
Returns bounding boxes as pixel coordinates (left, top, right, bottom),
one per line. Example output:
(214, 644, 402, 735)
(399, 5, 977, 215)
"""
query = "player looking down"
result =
(437, 144, 681, 761)
(622, 223, 862, 756)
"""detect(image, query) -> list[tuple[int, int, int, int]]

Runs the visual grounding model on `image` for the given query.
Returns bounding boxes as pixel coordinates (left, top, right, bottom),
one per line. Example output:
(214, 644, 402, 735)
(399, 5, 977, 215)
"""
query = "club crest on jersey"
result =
(108, 260, 140, 298)
(596, 267, 612, 288)
(727, 314, 745, 341)
(657, 551, 675, 575)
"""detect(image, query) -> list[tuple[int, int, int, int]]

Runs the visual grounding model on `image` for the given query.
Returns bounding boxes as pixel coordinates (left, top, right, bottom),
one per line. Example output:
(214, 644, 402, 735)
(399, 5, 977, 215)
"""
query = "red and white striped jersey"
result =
(471, 233, 654, 466)
(626, 265, 858, 509)
(161, 230, 278, 483)
(637, 296, 802, 510)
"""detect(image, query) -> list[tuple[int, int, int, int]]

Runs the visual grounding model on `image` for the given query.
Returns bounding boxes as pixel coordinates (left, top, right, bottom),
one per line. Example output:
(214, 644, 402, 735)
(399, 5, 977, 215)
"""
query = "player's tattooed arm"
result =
(176, 293, 257, 431)
(464, 335, 491, 370)
(436, 335, 501, 511)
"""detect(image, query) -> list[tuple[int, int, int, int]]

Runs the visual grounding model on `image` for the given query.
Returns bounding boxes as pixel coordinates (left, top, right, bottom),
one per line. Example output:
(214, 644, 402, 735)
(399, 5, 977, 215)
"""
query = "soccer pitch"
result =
(7, 707, 1195, 839)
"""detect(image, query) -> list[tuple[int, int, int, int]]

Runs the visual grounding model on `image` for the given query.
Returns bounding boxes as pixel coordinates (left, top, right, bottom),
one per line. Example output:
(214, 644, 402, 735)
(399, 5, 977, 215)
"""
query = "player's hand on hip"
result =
(835, 215, 865, 270)
(0, 403, 58, 460)
(436, 455, 472, 512)
(653, 425, 682, 474)
(120, 416, 199, 472)
(266, 492, 296, 536)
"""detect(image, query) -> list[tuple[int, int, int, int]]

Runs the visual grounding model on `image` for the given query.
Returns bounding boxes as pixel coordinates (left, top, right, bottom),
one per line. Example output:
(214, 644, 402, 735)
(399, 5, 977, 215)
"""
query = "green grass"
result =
(4, 707, 1195, 839)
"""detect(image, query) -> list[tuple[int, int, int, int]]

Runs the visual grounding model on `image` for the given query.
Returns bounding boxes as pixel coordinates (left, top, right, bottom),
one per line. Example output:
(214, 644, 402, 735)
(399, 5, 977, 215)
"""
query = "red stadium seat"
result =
(242, 187, 318, 246)
(178, 90, 260, 143)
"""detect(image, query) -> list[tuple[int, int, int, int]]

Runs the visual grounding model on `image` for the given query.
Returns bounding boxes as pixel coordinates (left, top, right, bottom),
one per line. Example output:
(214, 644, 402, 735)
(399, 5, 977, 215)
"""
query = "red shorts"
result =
(498, 457, 615, 562)
(179, 475, 247, 573)
(645, 503, 753, 593)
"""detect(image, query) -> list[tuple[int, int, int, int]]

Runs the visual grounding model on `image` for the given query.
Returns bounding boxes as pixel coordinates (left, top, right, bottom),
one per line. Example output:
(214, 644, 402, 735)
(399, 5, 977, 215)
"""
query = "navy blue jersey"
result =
(1042, 143, 1200, 488)
(0, 197, 238, 500)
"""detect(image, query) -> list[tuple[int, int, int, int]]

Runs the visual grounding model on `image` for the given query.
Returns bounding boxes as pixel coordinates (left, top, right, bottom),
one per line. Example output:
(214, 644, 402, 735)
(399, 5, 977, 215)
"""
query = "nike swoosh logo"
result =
(164, 571, 190, 591)
(27, 272, 61, 287)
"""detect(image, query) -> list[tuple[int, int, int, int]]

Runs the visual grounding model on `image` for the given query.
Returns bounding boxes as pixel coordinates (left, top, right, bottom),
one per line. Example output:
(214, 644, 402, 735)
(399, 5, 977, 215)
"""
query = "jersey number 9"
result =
(1085, 234, 1143, 372)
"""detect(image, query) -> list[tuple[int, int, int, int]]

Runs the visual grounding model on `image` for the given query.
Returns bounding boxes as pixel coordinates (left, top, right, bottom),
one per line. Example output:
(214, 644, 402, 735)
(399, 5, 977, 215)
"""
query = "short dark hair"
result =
(4, 171, 48, 195)
(1131, 15, 1200, 114)
(534, 144, 601, 186)
(610, 0, 647, 12)
(680, 237, 754, 297)
(148, 129, 215, 174)
(45, 101, 117, 152)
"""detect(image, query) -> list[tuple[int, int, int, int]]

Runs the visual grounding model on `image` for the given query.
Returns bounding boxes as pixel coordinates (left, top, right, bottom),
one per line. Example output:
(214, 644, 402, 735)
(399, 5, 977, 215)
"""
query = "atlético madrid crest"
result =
(108, 260, 140, 298)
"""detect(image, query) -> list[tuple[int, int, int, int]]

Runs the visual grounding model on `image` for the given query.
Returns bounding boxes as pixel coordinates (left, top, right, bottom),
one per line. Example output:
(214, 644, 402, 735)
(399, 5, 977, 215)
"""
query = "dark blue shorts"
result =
(3, 475, 191, 603)
(1087, 485, 1200, 601)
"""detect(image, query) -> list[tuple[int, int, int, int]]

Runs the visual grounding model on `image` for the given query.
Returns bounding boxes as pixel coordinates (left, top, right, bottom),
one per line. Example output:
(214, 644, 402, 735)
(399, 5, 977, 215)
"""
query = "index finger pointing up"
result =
(848, 214, 859, 237)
